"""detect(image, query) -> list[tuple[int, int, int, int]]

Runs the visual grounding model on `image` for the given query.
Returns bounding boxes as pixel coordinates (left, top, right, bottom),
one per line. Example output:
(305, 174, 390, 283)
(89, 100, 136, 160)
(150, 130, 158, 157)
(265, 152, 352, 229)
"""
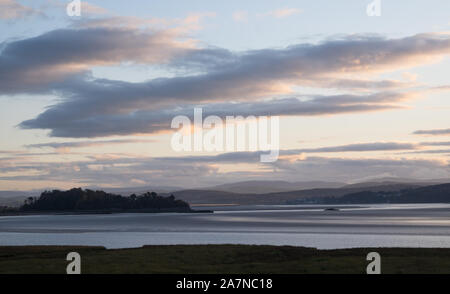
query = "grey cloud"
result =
(413, 128, 450, 136)
(311, 78, 414, 90)
(419, 141, 450, 146)
(25, 138, 156, 150)
(20, 92, 408, 137)
(2, 30, 448, 98)
(157, 142, 420, 164)
(0, 27, 189, 94)
(6, 30, 450, 138)
(295, 142, 418, 153)
(403, 149, 450, 154)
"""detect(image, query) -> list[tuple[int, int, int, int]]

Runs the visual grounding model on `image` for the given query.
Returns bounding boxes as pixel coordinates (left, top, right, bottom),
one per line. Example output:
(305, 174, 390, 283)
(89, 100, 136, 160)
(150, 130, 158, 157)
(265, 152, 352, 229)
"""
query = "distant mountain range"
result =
(168, 182, 427, 205)
(202, 180, 346, 194)
(1, 178, 449, 207)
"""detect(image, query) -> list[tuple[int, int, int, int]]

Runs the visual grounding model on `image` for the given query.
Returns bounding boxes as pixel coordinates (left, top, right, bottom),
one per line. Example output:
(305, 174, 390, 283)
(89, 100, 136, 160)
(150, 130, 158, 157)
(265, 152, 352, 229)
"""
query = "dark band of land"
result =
(1, 245, 449, 274)
(0, 188, 213, 215)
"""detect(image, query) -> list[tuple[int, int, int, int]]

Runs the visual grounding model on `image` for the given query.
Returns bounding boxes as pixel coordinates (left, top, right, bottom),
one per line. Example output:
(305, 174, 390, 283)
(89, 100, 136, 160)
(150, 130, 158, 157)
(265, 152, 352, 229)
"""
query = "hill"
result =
(314, 183, 450, 204)
(170, 182, 423, 205)
(204, 180, 345, 194)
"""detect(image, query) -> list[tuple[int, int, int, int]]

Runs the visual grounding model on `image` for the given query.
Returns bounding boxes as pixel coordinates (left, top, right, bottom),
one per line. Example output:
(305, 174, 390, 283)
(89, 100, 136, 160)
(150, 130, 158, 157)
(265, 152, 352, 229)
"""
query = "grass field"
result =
(0, 245, 449, 274)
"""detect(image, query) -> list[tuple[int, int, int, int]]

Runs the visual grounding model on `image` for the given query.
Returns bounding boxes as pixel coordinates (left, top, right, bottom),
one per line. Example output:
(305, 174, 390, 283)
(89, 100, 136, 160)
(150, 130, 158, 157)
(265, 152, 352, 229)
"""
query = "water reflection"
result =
(0, 204, 449, 249)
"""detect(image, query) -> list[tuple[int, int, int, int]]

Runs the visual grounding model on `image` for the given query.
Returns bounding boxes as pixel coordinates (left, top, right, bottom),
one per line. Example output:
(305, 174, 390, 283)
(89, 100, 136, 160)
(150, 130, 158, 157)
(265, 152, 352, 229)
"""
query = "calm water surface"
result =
(0, 204, 449, 249)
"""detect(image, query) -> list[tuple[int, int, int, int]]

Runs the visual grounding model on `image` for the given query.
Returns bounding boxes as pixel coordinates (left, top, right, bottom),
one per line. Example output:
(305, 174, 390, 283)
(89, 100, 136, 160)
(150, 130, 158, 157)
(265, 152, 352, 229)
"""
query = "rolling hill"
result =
(169, 182, 427, 205)
(203, 180, 345, 194)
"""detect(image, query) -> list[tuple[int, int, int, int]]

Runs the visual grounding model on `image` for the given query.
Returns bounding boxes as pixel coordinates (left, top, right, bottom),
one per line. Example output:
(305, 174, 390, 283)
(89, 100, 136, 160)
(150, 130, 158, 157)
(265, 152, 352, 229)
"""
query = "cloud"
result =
(3, 31, 449, 96)
(314, 77, 415, 91)
(403, 149, 450, 154)
(0, 150, 18, 154)
(233, 8, 301, 22)
(0, 0, 41, 20)
(232, 10, 248, 22)
(0, 12, 220, 95)
(413, 128, 450, 136)
(402, 72, 418, 82)
(303, 141, 450, 155)
(0, 155, 218, 187)
(295, 142, 418, 153)
(0, 26, 195, 94)
(272, 156, 450, 183)
(264, 8, 302, 18)
(2, 31, 449, 137)
(74, 12, 215, 31)
(157, 142, 421, 164)
(0, 153, 448, 188)
(81, 1, 108, 15)
(420, 141, 450, 146)
(19, 92, 411, 137)
(25, 138, 156, 152)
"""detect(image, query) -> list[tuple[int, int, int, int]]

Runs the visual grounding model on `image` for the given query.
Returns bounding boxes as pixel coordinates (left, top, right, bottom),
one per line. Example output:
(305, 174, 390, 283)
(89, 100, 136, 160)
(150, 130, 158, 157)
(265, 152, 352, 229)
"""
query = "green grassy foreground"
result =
(0, 245, 449, 274)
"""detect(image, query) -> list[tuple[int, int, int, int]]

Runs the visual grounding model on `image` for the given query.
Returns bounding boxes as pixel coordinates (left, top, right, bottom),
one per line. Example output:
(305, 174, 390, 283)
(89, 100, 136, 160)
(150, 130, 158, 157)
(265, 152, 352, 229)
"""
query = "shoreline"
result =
(0, 208, 214, 217)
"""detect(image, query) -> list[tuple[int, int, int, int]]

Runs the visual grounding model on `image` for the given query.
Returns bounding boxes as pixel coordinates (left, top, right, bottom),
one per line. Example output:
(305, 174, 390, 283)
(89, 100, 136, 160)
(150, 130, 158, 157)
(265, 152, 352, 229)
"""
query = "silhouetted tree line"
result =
(312, 183, 450, 204)
(0, 206, 14, 212)
(20, 188, 191, 211)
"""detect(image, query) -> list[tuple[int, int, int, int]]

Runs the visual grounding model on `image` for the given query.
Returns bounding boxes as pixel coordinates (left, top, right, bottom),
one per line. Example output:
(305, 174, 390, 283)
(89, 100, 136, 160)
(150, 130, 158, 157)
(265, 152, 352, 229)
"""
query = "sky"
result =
(0, 0, 450, 190)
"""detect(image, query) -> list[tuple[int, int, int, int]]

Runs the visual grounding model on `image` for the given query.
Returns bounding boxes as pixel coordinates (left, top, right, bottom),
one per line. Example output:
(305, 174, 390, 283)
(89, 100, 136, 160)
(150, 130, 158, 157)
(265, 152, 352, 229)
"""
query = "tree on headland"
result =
(20, 188, 190, 212)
